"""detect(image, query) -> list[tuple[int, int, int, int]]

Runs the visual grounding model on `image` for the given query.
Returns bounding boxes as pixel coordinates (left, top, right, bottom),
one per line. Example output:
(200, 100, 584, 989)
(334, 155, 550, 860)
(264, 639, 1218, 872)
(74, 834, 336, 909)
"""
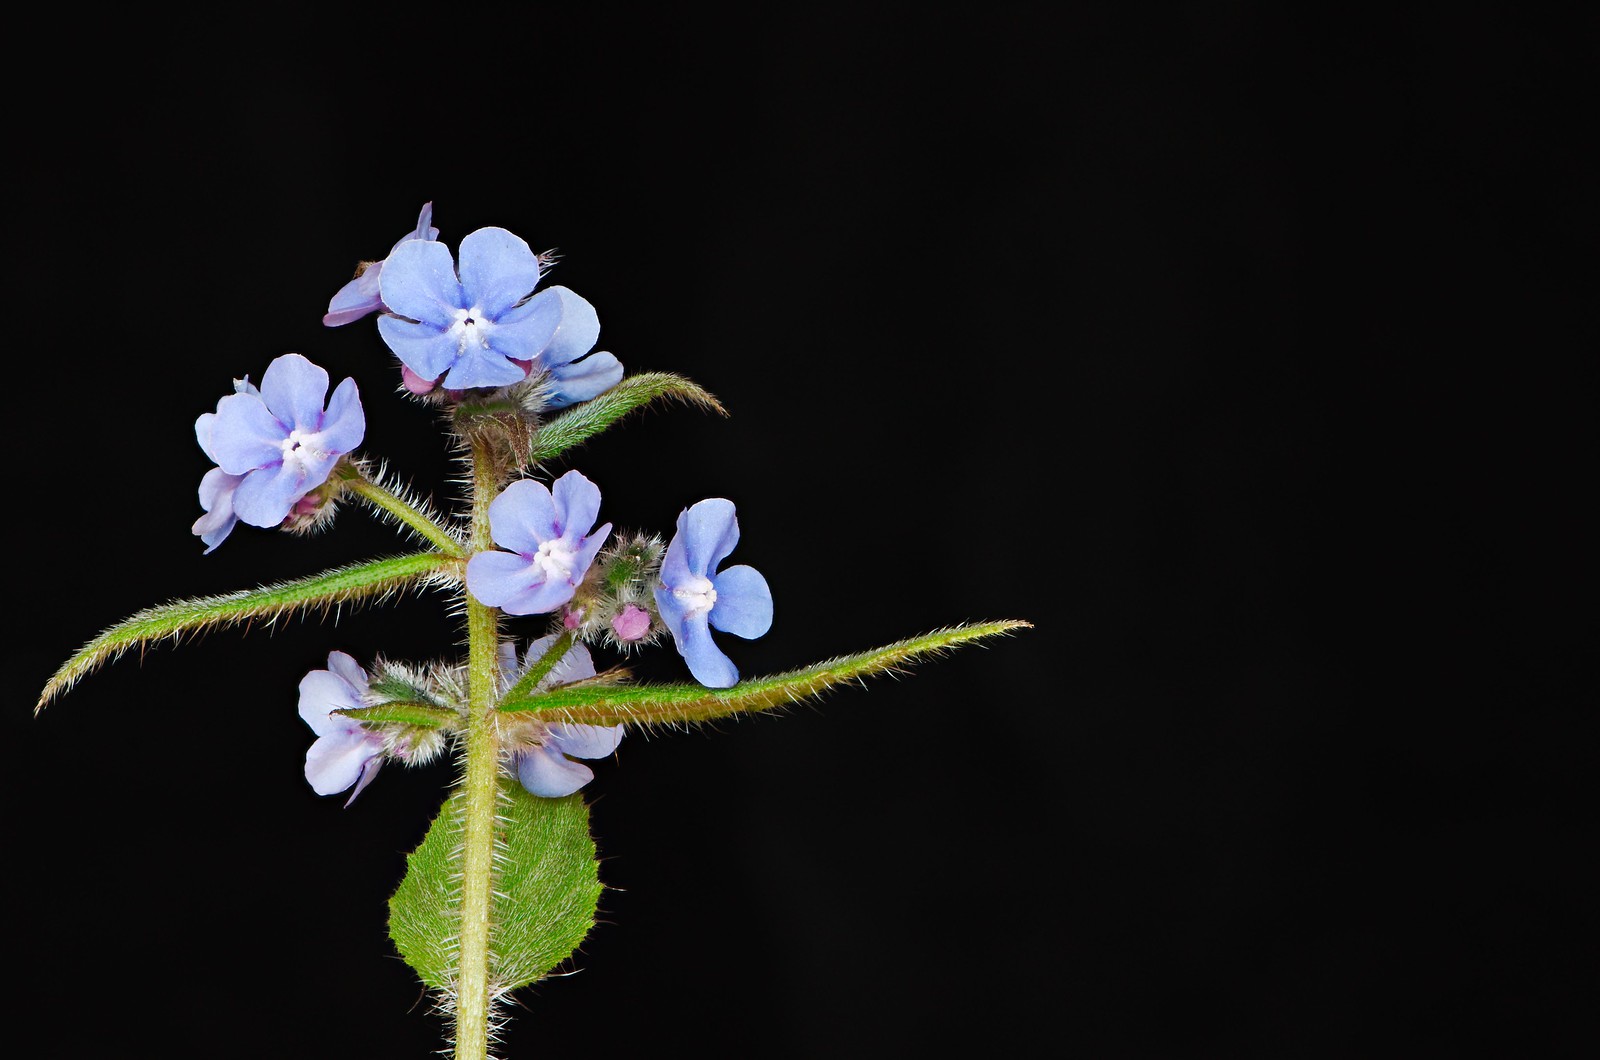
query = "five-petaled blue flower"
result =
(655, 498, 773, 688)
(499, 636, 624, 798)
(466, 470, 613, 615)
(377, 226, 583, 392)
(193, 353, 364, 550)
(298, 651, 386, 806)
(322, 202, 439, 327)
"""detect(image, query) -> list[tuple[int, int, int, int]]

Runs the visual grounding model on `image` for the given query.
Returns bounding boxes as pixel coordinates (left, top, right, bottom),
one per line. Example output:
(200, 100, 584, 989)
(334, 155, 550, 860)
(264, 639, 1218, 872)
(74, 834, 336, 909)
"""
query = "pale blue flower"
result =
(466, 470, 612, 615)
(532, 286, 624, 409)
(377, 227, 567, 391)
(194, 354, 364, 539)
(654, 499, 773, 688)
(322, 202, 439, 326)
(298, 651, 385, 806)
(499, 636, 624, 798)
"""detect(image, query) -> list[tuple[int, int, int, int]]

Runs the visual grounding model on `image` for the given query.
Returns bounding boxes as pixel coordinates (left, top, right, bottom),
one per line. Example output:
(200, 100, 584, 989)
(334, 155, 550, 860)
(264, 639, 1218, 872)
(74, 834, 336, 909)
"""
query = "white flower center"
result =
(279, 428, 324, 468)
(532, 538, 579, 583)
(673, 574, 718, 618)
(451, 305, 496, 356)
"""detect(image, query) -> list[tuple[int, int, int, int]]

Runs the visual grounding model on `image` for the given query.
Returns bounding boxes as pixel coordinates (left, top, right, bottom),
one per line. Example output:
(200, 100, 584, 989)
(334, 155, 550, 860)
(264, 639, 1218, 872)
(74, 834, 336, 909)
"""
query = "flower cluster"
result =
(192, 206, 776, 804)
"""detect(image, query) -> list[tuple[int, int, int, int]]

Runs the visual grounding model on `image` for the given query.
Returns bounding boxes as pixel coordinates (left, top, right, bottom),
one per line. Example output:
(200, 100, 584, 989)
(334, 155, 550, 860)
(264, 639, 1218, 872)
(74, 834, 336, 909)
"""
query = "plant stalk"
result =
(454, 438, 503, 1060)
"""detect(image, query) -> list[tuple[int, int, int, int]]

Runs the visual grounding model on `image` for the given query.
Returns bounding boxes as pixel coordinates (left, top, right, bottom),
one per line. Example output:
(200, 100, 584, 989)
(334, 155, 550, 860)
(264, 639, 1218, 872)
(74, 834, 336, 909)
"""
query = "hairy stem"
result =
(345, 473, 465, 557)
(455, 439, 503, 1060)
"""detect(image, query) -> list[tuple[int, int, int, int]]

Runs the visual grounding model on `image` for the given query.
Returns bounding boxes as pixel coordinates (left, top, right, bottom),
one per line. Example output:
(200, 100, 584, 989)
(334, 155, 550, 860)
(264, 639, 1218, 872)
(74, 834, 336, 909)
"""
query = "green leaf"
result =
(529, 372, 724, 463)
(499, 620, 1032, 726)
(36, 551, 459, 711)
(389, 781, 602, 992)
(333, 702, 460, 728)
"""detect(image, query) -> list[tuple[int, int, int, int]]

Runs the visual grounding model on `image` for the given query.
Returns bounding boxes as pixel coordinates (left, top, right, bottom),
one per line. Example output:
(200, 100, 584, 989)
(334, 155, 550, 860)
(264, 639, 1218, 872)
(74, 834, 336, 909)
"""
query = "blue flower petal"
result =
(533, 287, 601, 370)
(671, 608, 740, 688)
(209, 393, 290, 474)
(323, 266, 384, 327)
(483, 293, 563, 362)
(546, 351, 623, 409)
(260, 354, 332, 429)
(551, 470, 602, 542)
(305, 730, 380, 797)
(465, 551, 541, 609)
(379, 239, 465, 327)
(547, 723, 624, 760)
(377, 316, 460, 383)
(680, 498, 740, 578)
(315, 377, 365, 454)
(458, 227, 542, 319)
(231, 461, 305, 527)
(517, 743, 595, 798)
(193, 467, 242, 553)
(440, 342, 528, 390)
(709, 564, 773, 639)
(488, 479, 560, 554)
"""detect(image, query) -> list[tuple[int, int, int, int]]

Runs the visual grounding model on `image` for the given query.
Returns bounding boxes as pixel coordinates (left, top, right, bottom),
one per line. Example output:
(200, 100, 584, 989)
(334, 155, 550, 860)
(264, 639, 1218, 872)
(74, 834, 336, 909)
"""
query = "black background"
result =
(9, 8, 1591, 1058)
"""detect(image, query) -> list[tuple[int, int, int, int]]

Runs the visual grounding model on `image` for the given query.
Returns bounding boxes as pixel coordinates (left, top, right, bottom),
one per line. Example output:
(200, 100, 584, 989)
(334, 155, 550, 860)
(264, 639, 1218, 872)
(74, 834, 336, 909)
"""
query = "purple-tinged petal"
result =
(231, 461, 306, 527)
(195, 412, 221, 465)
(377, 316, 460, 382)
(681, 499, 741, 579)
(465, 550, 542, 609)
(208, 393, 289, 474)
(710, 565, 773, 639)
(517, 743, 595, 798)
(325, 650, 369, 692)
(570, 521, 613, 582)
(546, 351, 623, 409)
(260, 354, 332, 430)
(439, 343, 528, 391)
(395, 202, 439, 249)
(531, 287, 601, 369)
(193, 467, 242, 553)
(323, 267, 385, 327)
(313, 376, 365, 454)
(344, 755, 384, 807)
(547, 723, 624, 760)
(669, 608, 740, 688)
(487, 479, 560, 554)
(305, 730, 381, 797)
(458, 227, 542, 319)
(379, 239, 466, 327)
(550, 470, 603, 543)
(298, 667, 363, 736)
(497, 575, 584, 617)
(481, 295, 563, 362)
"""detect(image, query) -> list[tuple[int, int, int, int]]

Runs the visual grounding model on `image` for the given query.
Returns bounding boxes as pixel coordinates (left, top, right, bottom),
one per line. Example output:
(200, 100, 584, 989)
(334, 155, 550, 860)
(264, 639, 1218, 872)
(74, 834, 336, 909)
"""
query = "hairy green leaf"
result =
(529, 372, 724, 463)
(36, 551, 459, 711)
(389, 782, 602, 992)
(334, 702, 461, 728)
(499, 620, 1032, 725)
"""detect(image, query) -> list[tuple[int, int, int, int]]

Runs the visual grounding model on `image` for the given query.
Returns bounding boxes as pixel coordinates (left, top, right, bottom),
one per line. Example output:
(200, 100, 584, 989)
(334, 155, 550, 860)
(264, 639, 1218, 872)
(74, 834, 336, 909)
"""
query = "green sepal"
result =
(389, 780, 602, 992)
(529, 372, 724, 463)
(36, 551, 458, 712)
(497, 620, 1032, 725)
(333, 702, 460, 728)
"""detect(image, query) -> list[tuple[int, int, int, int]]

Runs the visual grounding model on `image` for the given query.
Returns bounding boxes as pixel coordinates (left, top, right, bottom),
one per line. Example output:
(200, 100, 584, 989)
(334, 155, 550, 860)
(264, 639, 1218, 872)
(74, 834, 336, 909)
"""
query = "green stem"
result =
(501, 629, 575, 705)
(344, 472, 465, 557)
(455, 439, 502, 1060)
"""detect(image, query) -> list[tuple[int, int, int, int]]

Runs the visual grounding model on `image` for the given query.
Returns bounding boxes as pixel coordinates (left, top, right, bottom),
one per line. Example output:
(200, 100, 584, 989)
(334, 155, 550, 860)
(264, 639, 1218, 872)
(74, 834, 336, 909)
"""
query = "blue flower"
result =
(298, 651, 386, 806)
(498, 636, 624, 798)
(466, 470, 613, 615)
(322, 202, 439, 327)
(654, 499, 773, 688)
(377, 227, 568, 391)
(194, 353, 364, 543)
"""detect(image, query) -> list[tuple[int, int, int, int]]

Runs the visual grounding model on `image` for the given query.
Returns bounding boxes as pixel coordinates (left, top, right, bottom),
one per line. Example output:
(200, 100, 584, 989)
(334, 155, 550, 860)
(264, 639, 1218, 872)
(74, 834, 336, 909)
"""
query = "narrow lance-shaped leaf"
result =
(529, 372, 724, 463)
(499, 620, 1032, 726)
(333, 703, 461, 729)
(389, 780, 602, 993)
(36, 551, 459, 712)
